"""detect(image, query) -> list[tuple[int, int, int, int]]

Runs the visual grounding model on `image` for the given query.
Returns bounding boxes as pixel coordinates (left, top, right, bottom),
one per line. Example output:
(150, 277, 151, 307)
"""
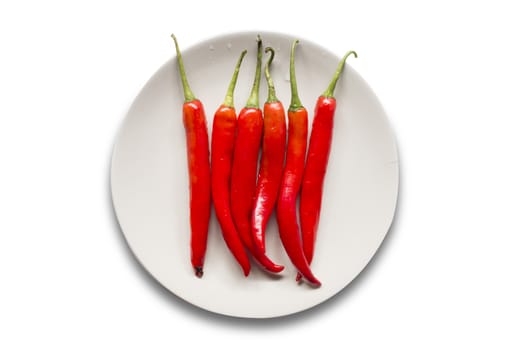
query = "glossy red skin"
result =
(211, 105, 251, 276)
(182, 100, 211, 276)
(231, 107, 262, 252)
(276, 108, 321, 287)
(231, 107, 283, 273)
(252, 101, 286, 255)
(299, 97, 336, 273)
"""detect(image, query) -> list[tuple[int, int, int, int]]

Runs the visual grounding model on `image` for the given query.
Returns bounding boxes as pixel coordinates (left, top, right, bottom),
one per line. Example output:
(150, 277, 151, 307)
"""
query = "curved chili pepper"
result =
(231, 36, 283, 273)
(171, 35, 211, 277)
(211, 50, 251, 276)
(251, 47, 286, 264)
(276, 40, 321, 287)
(297, 51, 358, 282)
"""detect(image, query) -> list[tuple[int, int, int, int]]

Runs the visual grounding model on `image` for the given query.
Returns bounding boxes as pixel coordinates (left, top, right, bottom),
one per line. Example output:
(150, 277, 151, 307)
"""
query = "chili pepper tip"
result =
(194, 266, 203, 278)
(296, 273, 322, 287)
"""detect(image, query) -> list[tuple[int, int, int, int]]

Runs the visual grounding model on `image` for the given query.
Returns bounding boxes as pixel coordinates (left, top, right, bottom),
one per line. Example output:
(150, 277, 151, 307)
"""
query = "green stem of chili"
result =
(223, 50, 248, 108)
(264, 47, 279, 103)
(322, 51, 358, 98)
(245, 35, 263, 109)
(289, 39, 303, 112)
(171, 34, 196, 102)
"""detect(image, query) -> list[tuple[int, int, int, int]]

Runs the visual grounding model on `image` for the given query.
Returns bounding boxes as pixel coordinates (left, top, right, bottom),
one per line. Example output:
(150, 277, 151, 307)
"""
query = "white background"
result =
(1, 0, 524, 348)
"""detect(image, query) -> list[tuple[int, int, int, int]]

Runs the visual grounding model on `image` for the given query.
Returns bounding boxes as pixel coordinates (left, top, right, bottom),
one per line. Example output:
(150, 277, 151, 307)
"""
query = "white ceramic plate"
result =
(110, 31, 399, 318)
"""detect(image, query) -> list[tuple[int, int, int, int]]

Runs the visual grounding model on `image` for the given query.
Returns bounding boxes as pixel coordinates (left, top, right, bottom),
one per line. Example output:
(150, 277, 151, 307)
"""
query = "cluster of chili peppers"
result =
(172, 34, 356, 287)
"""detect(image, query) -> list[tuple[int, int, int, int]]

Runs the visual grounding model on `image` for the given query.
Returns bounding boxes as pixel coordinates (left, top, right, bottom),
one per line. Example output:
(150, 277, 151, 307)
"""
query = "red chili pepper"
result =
(211, 50, 251, 276)
(297, 51, 358, 282)
(172, 35, 211, 277)
(251, 47, 286, 265)
(276, 40, 321, 287)
(231, 36, 283, 273)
